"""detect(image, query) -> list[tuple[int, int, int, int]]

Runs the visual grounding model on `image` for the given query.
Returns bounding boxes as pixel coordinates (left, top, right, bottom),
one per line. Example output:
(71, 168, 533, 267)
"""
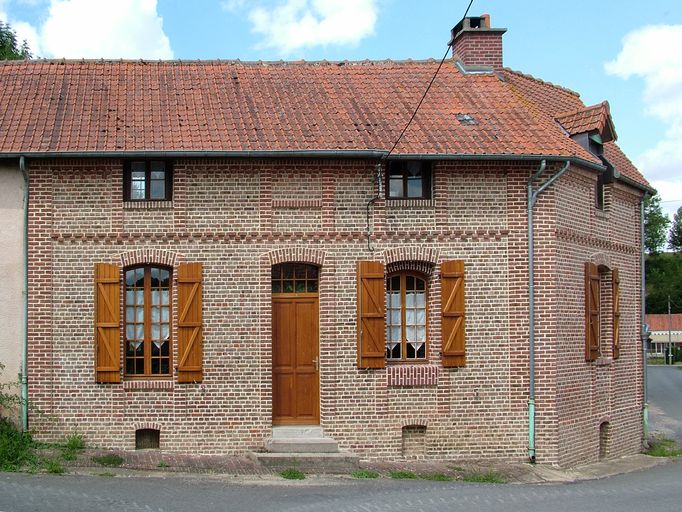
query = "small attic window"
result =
(456, 113, 477, 125)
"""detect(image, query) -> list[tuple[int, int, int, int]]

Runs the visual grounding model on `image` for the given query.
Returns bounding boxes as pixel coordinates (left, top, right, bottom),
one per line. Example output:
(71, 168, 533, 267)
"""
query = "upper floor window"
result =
(386, 272, 427, 361)
(124, 265, 171, 377)
(595, 172, 605, 210)
(386, 161, 432, 200)
(124, 161, 172, 201)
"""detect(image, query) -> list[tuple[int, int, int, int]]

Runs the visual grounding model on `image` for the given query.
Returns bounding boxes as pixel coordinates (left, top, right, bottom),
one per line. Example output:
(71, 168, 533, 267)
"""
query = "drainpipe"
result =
(366, 162, 383, 252)
(527, 159, 571, 463)
(19, 156, 28, 432)
(641, 198, 648, 438)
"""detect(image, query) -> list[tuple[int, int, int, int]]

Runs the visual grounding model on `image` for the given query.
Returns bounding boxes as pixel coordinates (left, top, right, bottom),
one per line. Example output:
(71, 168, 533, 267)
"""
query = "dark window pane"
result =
(307, 266, 318, 280)
(151, 170, 165, 180)
(131, 162, 146, 173)
(407, 343, 415, 359)
(160, 340, 169, 356)
(294, 264, 306, 279)
(151, 359, 160, 374)
(150, 161, 165, 172)
(283, 264, 294, 279)
(272, 265, 282, 279)
(135, 270, 144, 287)
(126, 359, 134, 374)
(295, 281, 306, 293)
(283, 280, 294, 293)
(407, 176, 423, 198)
(390, 276, 400, 290)
(307, 280, 318, 293)
(150, 180, 165, 199)
(417, 343, 426, 359)
(272, 281, 281, 293)
(161, 360, 169, 374)
(416, 278, 425, 291)
(159, 269, 170, 287)
(150, 267, 160, 287)
(125, 270, 136, 287)
(406, 275, 414, 289)
(390, 343, 401, 359)
(135, 359, 144, 374)
(406, 161, 422, 176)
(389, 177, 403, 197)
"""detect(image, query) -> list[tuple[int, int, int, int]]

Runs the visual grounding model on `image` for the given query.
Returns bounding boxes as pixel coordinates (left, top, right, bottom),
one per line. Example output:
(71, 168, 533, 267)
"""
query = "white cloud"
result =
(605, 24, 682, 211)
(221, 0, 246, 12)
(2, 0, 173, 59)
(248, 0, 378, 55)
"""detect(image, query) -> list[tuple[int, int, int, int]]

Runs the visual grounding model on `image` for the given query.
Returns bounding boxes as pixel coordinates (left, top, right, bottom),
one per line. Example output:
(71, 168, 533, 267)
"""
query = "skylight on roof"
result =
(456, 113, 477, 125)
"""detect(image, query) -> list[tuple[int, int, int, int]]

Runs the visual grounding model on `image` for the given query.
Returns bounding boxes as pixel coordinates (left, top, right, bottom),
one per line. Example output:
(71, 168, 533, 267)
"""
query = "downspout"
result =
(527, 159, 570, 463)
(366, 162, 383, 252)
(19, 156, 28, 432)
(641, 198, 648, 438)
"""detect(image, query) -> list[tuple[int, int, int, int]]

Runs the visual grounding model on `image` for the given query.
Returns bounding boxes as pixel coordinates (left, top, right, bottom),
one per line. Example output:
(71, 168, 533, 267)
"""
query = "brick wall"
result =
(26, 157, 643, 465)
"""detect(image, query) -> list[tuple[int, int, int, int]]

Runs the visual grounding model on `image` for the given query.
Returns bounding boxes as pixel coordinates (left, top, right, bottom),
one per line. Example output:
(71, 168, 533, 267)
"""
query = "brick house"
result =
(0, 15, 651, 466)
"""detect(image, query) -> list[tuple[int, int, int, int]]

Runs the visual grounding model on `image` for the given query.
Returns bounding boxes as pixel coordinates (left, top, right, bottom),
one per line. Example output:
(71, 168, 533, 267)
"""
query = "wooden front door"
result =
(272, 263, 320, 425)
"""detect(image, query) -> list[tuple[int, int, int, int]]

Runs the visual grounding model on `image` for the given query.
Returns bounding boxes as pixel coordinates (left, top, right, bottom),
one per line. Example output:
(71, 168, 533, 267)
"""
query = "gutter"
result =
(19, 156, 28, 432)
(0, 150, 607, 172)
(527, 159, 571, 463)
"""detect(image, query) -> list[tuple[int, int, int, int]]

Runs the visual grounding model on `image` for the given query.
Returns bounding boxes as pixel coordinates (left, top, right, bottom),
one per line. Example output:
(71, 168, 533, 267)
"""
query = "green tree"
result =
(646, 253, 682, 314)
(644, 194, 670, 254)
(669, 205, 682, 253)
(0, 21, 32, 60)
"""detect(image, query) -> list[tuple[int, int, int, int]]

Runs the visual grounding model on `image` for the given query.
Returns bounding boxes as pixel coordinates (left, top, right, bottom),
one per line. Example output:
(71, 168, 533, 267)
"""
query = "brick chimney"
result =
(449, 14, 507, 71)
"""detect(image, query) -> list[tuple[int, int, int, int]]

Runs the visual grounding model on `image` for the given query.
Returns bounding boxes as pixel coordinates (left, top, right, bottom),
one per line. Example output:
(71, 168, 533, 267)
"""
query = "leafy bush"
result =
(0, 418, 35, 471)
(389, 470, 417, 479)
(461, 471, 506, 484)
(646, 438, 682, 457)
(420, 473, 452, 481)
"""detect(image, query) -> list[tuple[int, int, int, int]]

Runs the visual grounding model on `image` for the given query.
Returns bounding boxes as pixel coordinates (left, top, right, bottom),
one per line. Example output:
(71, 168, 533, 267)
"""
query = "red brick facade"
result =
(26, 156, 644, 466)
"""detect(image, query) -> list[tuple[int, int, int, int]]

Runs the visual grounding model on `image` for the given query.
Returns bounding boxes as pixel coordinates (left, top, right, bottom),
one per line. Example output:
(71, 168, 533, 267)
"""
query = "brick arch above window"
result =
(386, 260, 434, 276)
(400, 418, 430, 428)
(265, 247, 326, 267)
(588, 251, 611, 269)
(118, 248, 181, 269)
(133, 421, 163, 432)
(382, 246, 440, 267)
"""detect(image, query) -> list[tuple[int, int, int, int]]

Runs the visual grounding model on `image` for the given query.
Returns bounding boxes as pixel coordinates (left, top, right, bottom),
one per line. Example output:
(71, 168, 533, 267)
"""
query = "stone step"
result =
(265, 437, 339, 453)
(249, 451, 360, 474)
(271, 425, 325, 440)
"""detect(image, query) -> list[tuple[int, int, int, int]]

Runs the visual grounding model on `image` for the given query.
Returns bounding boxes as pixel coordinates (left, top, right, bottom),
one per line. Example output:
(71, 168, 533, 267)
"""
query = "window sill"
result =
(594, 209, 608, 220)
(123, 380, 174, 391)
(594, 357, 613, 367)
(387, 364, 439, 387)
(123, 200, 173, 210)
(385, 198, 434, 208)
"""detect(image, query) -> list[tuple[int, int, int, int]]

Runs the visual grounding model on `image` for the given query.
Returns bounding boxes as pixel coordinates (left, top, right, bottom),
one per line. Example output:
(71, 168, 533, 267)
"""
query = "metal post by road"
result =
(669, 295, 673, 365)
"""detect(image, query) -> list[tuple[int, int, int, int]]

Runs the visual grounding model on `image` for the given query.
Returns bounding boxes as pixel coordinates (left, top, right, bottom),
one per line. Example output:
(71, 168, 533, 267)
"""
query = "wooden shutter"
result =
(177, 262, 203, 383)
(441, 260, 466, 367)
(612, 268, 620, 359)
(95, 263, 121, 383)
(585, 262, 601, 361)
(357, 261, 386, 369)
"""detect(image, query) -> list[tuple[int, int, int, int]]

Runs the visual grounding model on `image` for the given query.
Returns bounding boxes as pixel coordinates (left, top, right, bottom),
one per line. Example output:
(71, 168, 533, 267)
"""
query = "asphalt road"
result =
(1, 461, 682, 512)
(648, 365, 682, 441)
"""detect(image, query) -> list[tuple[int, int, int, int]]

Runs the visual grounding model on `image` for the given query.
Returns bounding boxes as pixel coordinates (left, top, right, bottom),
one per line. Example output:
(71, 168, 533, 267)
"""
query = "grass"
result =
(0, 418, 36, 471)
(280, 468, 305, 480)
(461, 471, 506, 484)
(648, 357, 666, 365)
(60, 433, 85, 462)
(97, 471, 116, 477)
(389, 470, 418, 479)
(43, 458, 64, 474)
(92, 454, 124, 467)
(646, 438, 682, 457)
(420, 473, 453, 481)
(351, 469, 379, 479)
(157, 461, 170, 468)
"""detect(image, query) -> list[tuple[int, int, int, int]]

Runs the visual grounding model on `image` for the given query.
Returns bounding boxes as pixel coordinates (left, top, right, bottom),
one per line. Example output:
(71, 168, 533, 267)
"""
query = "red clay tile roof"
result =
(0, 59, 650, 189)
(647, 314, 682, 332)
(0, 59, 600, 163)
(555, 101, 616, 143)
(502, 68, 649, 188)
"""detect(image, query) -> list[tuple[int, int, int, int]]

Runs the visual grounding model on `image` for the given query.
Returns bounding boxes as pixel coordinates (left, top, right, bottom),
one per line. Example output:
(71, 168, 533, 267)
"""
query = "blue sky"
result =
(1, 0, 681, 221)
